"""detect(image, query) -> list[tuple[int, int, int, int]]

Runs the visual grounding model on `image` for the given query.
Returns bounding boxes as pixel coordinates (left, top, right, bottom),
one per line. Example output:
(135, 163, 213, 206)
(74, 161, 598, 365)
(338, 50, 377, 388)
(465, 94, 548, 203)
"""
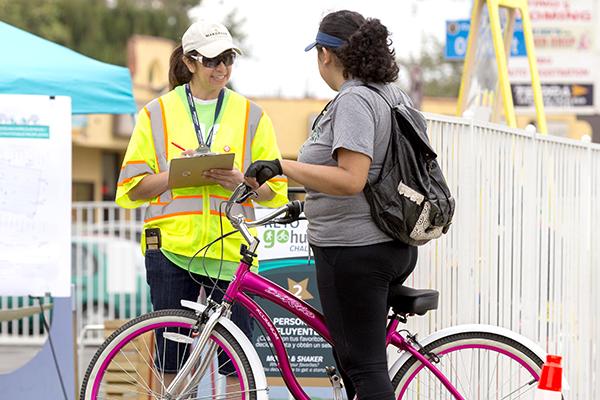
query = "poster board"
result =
(508, 0, 599, 114)
(0, 94, 71, 297)
(254, 208, 334, 388)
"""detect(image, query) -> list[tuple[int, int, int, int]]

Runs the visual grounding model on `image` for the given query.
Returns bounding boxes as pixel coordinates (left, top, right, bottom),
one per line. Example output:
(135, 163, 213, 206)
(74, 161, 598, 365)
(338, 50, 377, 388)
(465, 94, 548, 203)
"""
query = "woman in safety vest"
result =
(245, 10, 417, 400)
(116, 19, 288, 384)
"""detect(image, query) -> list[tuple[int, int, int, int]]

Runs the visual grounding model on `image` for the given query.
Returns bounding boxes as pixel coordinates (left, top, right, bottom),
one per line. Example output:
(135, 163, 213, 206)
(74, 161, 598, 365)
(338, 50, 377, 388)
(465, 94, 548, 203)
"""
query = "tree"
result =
(398, 36, 463, 99)
(0, 0, 243, 66)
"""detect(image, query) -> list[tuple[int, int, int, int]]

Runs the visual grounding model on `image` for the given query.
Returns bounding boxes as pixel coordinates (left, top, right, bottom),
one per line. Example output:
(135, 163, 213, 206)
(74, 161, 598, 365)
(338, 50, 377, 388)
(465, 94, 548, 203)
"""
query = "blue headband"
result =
(304, 31, 346, 52)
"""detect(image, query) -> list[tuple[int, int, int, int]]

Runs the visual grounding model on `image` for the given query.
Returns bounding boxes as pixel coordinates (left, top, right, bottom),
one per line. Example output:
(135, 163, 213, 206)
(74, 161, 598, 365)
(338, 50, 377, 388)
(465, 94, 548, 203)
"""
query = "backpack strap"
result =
(364, 84, 393, 109)
(361, 84, 397, 185)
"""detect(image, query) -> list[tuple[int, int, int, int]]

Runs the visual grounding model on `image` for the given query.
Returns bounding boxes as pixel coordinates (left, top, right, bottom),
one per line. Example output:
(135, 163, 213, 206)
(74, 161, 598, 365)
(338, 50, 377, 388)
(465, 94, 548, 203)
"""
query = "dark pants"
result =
(312, 241, 418, 400)
(145, 249, 253, 374)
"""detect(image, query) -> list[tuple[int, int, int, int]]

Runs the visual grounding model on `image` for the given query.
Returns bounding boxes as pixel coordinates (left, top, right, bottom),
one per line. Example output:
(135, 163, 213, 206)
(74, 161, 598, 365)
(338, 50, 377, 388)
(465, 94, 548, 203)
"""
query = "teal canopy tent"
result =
(0, 21, 135, 114)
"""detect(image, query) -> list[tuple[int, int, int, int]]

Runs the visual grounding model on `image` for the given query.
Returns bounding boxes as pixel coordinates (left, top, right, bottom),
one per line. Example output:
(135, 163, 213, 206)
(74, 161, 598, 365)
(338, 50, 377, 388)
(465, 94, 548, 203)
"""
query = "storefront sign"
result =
(511, 83, 594, 108)
(508, 0, 599, 113)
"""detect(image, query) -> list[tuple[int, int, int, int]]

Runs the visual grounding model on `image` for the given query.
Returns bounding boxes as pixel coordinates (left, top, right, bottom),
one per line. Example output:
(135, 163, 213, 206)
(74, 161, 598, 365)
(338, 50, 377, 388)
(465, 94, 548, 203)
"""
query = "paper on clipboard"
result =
(168, 153, 235, 188)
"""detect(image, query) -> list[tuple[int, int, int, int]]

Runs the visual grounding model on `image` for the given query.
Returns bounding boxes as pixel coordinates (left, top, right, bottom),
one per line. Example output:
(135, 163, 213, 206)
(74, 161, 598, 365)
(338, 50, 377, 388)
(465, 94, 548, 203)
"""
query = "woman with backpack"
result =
(245, 10, 418, 400)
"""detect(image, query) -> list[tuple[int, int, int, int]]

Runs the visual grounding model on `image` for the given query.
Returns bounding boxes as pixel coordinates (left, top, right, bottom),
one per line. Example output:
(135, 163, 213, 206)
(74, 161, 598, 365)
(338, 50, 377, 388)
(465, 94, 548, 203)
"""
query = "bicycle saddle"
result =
(388, 285, 439, 316)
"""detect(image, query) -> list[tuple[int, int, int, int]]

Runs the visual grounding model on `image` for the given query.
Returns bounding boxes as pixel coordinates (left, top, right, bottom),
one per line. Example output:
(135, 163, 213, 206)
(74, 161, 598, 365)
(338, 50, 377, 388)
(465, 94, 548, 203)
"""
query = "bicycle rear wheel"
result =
(392, 331, 549, 399)
(80, 309, 256, 400)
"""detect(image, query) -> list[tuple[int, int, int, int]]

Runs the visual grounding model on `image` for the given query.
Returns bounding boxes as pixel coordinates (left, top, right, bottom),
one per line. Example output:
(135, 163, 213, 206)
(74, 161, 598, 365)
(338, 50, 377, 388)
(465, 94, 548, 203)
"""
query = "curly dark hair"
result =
(318, 10, 399, 83)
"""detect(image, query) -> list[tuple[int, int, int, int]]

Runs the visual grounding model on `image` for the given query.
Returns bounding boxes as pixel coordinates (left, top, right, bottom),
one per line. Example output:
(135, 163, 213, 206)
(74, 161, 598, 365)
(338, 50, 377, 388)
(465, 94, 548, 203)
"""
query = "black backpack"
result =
(363, 85, 455, 246)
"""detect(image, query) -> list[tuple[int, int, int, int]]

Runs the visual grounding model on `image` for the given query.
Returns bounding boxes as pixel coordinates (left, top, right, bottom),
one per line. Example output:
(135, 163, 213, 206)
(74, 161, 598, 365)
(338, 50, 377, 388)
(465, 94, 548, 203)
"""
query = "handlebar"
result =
(225, 183, 304, 251)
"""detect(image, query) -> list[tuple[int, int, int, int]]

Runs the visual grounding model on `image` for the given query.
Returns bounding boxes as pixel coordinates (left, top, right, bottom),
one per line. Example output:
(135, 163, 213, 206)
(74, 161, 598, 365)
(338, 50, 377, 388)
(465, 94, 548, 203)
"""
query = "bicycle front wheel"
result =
(81, 309, 257, 400)
(393, 331, 548, 399)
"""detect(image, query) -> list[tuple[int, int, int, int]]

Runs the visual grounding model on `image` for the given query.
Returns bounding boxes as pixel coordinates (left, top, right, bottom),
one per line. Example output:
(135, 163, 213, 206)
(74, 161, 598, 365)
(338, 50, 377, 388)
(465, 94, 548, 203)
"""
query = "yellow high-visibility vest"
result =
(116, 86, 288, 262)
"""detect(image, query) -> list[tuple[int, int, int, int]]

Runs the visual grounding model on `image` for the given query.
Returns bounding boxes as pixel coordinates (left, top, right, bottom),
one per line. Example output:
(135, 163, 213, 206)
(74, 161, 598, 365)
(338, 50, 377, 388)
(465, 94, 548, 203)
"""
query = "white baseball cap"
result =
(182, 20, 241, 58)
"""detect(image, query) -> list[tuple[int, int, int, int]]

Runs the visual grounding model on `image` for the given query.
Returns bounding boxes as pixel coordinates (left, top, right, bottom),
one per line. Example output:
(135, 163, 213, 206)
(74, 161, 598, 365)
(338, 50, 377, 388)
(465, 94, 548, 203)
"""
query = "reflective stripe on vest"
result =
(145, 195, 203, 222)
(117, 161, 153, 186)
(146, 99, 173, 204)
(143, 97, 262, 223)
(144, 195, 255, 223)
(242, 101, 263, 172)
(209, 195, 255, 221)
(146, 100, 169, 172)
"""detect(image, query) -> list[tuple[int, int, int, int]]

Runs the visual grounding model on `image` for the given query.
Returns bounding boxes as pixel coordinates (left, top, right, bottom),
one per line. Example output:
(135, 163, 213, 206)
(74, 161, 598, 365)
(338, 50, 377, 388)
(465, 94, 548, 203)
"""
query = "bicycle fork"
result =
(165, 303, 230, 398)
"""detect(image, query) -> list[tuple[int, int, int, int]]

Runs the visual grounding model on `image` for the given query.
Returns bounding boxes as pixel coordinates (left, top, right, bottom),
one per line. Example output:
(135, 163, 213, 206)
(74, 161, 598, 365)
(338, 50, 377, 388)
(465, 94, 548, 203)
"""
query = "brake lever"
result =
(237, 186, 258, 204)
(272, 201, 305, 225)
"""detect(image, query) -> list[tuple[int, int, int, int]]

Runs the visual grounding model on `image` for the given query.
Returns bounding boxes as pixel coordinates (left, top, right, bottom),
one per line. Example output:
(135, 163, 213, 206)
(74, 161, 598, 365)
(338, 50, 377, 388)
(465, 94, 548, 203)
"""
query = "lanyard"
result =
(311, 94, 339, 132)
(184, 83, 225, 151)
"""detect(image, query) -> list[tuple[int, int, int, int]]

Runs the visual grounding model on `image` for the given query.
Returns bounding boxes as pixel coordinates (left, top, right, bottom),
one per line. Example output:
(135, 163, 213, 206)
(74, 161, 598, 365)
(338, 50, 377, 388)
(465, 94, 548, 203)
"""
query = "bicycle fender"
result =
(388, 324, 552, 381)
(182, 300, 269, 400)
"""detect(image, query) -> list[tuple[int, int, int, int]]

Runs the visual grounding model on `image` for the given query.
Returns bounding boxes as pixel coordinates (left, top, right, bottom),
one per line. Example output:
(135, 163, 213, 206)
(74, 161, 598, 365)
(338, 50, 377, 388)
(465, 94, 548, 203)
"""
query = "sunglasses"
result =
(190, 51, 237, 68)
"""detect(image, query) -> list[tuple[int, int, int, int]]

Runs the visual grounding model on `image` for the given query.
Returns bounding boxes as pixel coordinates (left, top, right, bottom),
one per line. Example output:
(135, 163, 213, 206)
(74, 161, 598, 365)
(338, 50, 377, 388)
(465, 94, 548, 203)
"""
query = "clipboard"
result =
(168, 153, 235, 188)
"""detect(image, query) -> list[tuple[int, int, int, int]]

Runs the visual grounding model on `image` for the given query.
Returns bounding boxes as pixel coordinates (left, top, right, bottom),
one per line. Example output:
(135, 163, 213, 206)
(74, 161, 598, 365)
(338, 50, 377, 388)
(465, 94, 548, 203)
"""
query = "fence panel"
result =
(405, 114, 600, 398)
(0, 115, 598, 398)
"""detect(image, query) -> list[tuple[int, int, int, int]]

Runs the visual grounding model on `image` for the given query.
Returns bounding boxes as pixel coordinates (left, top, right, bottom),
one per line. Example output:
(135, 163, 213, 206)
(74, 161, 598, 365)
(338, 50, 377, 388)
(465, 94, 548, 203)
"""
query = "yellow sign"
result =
(457, 0, 548, 133)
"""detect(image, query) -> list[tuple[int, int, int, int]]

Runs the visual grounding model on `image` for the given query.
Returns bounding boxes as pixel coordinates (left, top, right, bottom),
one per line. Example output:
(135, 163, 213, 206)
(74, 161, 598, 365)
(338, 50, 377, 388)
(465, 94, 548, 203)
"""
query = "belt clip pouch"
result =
(145, 228, 161, 250)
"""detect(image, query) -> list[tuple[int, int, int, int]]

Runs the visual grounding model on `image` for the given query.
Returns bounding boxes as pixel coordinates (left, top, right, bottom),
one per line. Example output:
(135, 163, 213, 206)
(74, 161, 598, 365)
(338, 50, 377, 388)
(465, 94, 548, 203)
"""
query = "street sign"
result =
(445, 19, 526, 60)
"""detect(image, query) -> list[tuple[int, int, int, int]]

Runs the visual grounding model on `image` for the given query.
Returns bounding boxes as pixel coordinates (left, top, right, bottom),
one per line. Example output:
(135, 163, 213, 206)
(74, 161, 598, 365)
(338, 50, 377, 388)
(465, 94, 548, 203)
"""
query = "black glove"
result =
(245, 159, 283, 186)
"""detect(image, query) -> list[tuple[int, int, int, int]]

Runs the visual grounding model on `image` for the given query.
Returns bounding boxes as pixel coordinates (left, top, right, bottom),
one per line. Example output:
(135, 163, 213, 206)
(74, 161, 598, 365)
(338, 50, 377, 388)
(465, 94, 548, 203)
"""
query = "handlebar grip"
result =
(268, 200, 304, 225)
(287, 200, 304, 220)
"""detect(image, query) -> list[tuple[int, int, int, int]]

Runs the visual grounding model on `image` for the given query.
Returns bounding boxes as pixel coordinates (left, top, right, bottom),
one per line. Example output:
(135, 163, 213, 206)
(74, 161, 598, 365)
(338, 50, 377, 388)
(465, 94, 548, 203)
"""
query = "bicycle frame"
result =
(223, 259, 465, 400)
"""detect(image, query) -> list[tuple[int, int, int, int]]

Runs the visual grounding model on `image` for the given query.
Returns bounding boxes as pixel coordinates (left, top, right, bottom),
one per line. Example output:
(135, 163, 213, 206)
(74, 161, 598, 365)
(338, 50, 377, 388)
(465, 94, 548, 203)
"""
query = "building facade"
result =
(71, 36, 595, 202)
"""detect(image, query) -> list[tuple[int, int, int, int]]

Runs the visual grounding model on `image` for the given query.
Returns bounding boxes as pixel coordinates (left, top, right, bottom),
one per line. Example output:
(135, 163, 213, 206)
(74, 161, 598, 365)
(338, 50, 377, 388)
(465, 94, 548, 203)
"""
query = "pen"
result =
(171, 141, 186, 152)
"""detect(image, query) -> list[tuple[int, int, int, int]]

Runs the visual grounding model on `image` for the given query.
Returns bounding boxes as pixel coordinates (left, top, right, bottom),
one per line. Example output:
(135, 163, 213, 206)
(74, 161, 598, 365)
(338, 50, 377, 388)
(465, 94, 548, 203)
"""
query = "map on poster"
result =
(254, 208, 335, 383)
(0, 95, 71, 296)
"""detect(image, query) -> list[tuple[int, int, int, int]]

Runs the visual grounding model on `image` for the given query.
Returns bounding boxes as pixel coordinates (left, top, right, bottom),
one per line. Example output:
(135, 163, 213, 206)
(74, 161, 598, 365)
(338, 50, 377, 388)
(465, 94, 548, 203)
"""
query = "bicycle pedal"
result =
(163, 332, 195, 344)
(325, 366, 344, 400)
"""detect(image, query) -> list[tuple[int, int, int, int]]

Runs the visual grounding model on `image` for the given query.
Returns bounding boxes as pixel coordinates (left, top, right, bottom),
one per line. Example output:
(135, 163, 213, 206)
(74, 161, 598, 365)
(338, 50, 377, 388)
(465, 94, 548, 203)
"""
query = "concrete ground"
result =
(0, 343, 98, 386)
(0, 344, 332, 399)
(0, 344, 43, 374)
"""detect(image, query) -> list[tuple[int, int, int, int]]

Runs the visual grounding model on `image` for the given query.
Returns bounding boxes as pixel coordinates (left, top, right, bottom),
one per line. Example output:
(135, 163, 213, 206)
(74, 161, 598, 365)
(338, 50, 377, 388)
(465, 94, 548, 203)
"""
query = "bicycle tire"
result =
(80, 309, 257, 400)
(392, 331, 553, 399)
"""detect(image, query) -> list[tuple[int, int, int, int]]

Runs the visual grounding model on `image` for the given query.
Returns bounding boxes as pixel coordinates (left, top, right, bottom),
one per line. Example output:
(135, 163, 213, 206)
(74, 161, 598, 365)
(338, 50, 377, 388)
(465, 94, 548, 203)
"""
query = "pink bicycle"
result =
(81, 185, 551, 400)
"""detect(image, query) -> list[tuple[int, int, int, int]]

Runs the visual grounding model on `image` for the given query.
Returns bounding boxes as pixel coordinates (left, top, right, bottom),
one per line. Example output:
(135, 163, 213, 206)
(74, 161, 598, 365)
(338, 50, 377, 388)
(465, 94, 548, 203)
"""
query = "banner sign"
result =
(0, 95, 71, 296)
(511, 83, 594, 108)
(447, 1, 599, 113)
(508, 0, 599, 113)
(254, 209, 334, 381)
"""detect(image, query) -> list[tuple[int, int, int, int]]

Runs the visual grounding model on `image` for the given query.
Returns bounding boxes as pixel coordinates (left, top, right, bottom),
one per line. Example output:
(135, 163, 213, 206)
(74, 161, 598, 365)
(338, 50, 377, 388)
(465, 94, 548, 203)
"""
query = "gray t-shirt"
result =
(298, 79, 412, 246)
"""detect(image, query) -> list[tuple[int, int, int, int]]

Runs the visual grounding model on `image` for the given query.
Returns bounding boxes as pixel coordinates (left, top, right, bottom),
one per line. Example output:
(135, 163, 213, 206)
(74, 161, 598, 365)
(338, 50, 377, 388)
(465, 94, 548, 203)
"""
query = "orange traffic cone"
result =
(534, 355, 562, 399)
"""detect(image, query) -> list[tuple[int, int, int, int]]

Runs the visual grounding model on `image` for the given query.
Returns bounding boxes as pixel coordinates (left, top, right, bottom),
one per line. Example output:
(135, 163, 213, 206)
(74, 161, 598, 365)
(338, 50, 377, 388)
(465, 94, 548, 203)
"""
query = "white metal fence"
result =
(71, 204, 149, 344)
(407, 114, 600, 398)
(0, 115, 598, 397)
